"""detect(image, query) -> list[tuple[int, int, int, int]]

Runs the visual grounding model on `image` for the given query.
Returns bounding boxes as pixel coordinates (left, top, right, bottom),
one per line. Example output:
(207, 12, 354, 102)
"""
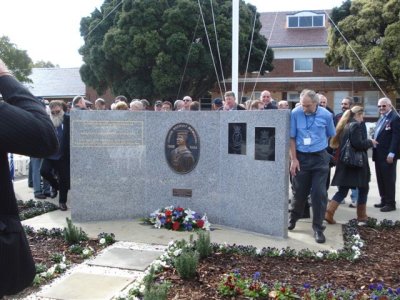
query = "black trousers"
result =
(375, 159, 397, 207)
(40, 158, 69, 204)
(290, 150, 330, 232)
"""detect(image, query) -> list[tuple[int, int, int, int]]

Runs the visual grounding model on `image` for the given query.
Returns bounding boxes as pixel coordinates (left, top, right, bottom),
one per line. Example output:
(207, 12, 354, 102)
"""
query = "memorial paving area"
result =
(13, 158, 400, 299)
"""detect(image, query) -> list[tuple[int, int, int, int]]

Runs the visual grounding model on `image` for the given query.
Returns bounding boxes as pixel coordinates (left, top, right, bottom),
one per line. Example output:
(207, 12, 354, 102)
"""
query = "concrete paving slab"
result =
(89, 247, 163, 271)
(38, 272, 133, 300)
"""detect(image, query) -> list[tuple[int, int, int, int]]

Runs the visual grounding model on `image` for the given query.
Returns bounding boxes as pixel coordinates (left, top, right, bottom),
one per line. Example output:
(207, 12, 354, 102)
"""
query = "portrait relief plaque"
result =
(228, 123, 247, 155)
(255, 127, 275, 161)
(165, 123, 200, 174)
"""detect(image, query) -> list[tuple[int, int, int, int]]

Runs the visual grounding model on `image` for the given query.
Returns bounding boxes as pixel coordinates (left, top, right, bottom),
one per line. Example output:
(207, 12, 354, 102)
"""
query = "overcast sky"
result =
(0, 0, 345, 68)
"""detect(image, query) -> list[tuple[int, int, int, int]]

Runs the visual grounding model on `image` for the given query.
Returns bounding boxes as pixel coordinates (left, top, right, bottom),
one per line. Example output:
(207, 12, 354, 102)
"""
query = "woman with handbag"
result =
(325, 106, 378, 225)
(0, 59, 58, 297)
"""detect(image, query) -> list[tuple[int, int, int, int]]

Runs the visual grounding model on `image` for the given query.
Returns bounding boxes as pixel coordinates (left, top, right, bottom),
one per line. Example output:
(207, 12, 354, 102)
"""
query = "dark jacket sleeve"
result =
(349, 122, 373, 151)
(0, 75, 59, 157)
(389, 113, 400, 155)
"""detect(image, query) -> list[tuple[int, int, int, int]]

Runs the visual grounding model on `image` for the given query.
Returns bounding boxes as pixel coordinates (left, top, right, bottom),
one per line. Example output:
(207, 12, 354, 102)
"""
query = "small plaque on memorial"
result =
(255, 127, 275, 161)
(172, 189, 193, 197)
(228, 123, 247, 155)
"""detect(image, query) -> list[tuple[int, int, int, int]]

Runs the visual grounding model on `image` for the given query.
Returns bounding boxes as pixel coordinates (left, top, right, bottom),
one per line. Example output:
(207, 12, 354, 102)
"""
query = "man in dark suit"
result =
(0, 59, 58, 297)
(223, 91, 246, 110)
(40, 100, 70, 211)
(372, 97, 400, 212)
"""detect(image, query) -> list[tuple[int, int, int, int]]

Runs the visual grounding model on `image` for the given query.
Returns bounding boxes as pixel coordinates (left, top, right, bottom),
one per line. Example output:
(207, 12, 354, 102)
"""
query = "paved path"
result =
(14, 158, 399, 299)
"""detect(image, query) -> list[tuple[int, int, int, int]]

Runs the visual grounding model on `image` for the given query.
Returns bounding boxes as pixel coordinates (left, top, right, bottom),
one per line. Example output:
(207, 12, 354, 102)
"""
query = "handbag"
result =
(0, 215, 36, 297)
(340, 138, 363, 168)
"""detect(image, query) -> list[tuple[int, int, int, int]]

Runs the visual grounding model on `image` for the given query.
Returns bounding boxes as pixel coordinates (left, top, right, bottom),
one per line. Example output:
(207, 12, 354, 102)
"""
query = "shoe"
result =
(349, 203, 356, 208)
(43, 192, 51, 197)
(288, 219, 296, 230)
(314, 231, 326, 243)
(34, 193, 46, 200)
(380, 205, 396, 212)
(374, 203, 385, 208)
(50, 190, 58, 199)
(59, 203, 68, 211)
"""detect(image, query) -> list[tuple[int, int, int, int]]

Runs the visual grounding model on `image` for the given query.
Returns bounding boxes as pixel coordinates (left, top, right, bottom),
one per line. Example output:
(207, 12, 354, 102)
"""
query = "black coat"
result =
(372, 110, 400, 162)
(331, 120, 373, 188)
(0, 75, 58, 296)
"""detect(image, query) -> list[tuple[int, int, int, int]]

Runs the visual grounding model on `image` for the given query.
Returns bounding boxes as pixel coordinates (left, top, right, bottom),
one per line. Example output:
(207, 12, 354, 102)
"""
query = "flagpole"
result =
(232, 0, 239, 102)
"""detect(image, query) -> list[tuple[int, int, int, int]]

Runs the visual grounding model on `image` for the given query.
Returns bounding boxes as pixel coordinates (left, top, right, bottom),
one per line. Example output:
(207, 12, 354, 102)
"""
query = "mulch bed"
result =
(162, 226, 400, 299)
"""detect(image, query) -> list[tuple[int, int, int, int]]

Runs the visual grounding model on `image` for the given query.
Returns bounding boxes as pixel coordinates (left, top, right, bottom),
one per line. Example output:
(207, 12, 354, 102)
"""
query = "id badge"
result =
(303, 137, 311, 145)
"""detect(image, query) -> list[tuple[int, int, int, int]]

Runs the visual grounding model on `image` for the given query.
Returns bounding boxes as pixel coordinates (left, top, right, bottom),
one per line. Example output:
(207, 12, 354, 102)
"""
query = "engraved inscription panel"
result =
(72, 121, 143, 147)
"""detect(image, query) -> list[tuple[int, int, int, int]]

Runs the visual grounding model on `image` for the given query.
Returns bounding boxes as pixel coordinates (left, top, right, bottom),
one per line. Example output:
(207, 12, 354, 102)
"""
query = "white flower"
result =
(83, 249, 90, 256)
(354, 250, 361, 256)
(256, 248, 262, 255)
(184, 208, 196, 217)
(99, 238, 106, 245)
(353, 254, 359, 260)
(357, 241, 364, 248)
(353, 234, 361, 240)
(173, 249, 182, 257)
(279, 249, 285, 256)
(62, 255, 66, 262)
(351, 245, 359, 251)
(139, 284, 146, 293)
(168, 240, 175, 246)
(47, 266, 55, 276)
(330, 249, 338, 254)
(316, 252, 324, 258)
(40, 272, 47, 277)
(154, 218, 162, 229)
(59, 263, 67, 270)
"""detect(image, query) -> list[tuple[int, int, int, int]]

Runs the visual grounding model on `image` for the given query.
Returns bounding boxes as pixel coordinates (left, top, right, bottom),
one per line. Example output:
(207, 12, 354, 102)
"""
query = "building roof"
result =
(259, 11, 330, 48)
(26, 68, 85, 98)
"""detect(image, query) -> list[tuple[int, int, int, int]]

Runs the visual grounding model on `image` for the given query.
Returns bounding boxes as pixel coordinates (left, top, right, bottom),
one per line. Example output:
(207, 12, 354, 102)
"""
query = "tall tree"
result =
(79, 0, 273, 100)
(33, 60, 59, 68)
(325, 0, 400, 94)
(0, 36, 32, 83)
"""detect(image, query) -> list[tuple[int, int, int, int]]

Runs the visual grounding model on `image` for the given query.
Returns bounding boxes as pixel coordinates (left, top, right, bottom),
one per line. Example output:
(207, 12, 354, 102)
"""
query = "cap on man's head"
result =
(155, 100, 162, 106)
(212, 98, 222, 106)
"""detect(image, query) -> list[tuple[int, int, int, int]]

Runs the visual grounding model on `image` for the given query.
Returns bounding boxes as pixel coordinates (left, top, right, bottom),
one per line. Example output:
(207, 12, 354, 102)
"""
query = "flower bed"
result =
(143, 206, 211, 231)
(18, 199, 58, 220)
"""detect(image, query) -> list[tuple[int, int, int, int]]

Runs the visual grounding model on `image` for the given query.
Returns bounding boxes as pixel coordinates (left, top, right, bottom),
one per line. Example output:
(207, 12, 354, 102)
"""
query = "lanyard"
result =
(305, 114, 315, 131)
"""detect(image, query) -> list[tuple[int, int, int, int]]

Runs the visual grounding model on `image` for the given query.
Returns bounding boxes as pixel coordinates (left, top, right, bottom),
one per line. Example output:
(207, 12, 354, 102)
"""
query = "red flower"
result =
(176, 207, 184, 212)
(172, 221, 180, 231)
(165, 210, 172, 216)
(280, 287, 286, 293)
(196, 220, 204, 228)
(166, 217, 172, 224)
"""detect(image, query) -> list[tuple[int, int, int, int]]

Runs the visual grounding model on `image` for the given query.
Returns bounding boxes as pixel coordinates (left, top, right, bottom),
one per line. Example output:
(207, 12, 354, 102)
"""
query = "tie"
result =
(374, 115, 386, 139)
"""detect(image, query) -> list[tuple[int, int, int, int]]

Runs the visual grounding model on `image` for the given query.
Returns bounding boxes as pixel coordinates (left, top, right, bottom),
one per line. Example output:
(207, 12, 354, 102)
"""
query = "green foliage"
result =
(97, 232, 116, 245)
(18, 200, 59, 221)
(218, 271, 269, 298)
(0, 36, 32, 83)
(32, 274, 43, 286)
(326, 0, 400, 94)
(63, 218, 88, 245)
(33, 60, 58, 68)
(50, 253, 64, 263)
(195, 231, 212, 259)
(68, 244, 84, 254)
(173, 249, 199, 279)
(79, 0, 273, 100)
(143, 281, 171, 300)
(35, 263, 47, 274)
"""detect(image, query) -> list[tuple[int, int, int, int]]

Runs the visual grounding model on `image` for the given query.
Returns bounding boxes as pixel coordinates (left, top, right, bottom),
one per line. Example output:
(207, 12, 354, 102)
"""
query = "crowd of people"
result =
(19, 85, 400, 245)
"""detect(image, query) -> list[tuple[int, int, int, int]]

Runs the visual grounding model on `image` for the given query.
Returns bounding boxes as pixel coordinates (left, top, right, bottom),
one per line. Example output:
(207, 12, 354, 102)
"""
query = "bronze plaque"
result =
(165, 123, 200, 174)
(172, 188, 193, 197)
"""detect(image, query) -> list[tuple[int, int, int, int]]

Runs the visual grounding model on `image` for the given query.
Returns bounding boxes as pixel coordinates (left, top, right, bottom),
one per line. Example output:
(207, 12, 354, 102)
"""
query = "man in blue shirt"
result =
(289, 89, 336, 243)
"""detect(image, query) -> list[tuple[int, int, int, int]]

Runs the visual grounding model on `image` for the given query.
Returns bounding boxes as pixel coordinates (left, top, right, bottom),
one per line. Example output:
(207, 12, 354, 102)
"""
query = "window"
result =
(294, 58, 313, 72)
(364, 91, 380, 116)
(287, 13, 325, 28)
(338, 60, 354, 72)
(287, 92, 300, 102)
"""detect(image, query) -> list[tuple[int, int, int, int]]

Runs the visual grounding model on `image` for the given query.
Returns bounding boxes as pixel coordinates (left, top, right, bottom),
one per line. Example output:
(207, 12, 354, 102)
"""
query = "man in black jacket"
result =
(0, 59, 58, 297)
(41, 100, 71, 211)
(372, 97, 400, 212)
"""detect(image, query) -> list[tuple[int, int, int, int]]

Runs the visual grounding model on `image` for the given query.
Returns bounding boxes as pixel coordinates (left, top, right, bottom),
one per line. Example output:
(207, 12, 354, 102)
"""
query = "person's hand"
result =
(387, 156, 394, 164)
(0, 58, 11, 76)
(290, 159, 300, 177)
(370, 139, 378, 147)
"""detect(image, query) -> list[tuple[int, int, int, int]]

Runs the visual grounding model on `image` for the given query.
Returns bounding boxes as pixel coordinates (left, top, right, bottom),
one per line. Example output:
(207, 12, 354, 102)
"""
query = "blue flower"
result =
(303, 283, 311, 289)
(159, 216, 166, 225)
(377, 284, 383, 291)
(396, 287, 400, 294)
(252, 272, 261, 280)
